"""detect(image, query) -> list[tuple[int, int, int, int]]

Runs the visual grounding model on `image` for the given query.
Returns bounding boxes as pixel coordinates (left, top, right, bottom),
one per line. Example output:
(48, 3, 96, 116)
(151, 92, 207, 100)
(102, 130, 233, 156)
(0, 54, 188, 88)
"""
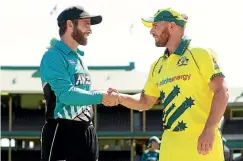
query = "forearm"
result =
(204, 88, 229, 129)
(120, 93, 151, 111)
(58, 86, 103, 106)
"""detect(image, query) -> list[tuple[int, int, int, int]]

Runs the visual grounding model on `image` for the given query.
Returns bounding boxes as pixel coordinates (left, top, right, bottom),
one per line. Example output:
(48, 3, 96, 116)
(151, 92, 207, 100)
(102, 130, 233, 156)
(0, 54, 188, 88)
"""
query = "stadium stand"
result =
(146, 110, 164, 131)
(97, 105, 130, 132)
(223, 120, 243, 135)
(12, 108, 45, 131)
(133, 110, 143, 132)
(1, 64, 243, 161)
(1, 96, 9, 131)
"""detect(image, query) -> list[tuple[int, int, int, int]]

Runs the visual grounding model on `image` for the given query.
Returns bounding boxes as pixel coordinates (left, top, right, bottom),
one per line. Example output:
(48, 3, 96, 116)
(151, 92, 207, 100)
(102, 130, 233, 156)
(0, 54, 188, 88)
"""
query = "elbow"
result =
(140, 103, 153, 111)
(58, 87, 73, 105)
(138, 98, 154, 111)
(222, 87, 229, 103)
(143, 105, 153, 111)
(225, 89, 229, 102)
(215, 86, 229, 104)
(58, 91, 70, 105)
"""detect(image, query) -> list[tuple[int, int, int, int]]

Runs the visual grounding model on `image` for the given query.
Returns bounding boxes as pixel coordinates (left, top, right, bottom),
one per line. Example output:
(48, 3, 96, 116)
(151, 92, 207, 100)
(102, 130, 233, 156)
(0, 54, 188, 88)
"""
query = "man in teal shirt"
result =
(141, 136, 160, 161)
(40, 6, 120, 161)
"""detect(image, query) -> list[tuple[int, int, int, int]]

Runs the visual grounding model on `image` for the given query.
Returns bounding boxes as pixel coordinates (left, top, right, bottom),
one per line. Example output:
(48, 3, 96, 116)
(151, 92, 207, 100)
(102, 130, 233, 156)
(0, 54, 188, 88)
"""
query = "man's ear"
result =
(66, 20, 73, 28)
(168, 22, 177, 31)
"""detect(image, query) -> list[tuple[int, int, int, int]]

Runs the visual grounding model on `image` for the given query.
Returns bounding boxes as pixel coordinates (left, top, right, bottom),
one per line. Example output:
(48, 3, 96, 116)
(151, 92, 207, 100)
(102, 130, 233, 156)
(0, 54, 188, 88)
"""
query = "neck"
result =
(61, 35, 78, 51)
(166, 34, 184, 54)
(150, 147, 155, 151)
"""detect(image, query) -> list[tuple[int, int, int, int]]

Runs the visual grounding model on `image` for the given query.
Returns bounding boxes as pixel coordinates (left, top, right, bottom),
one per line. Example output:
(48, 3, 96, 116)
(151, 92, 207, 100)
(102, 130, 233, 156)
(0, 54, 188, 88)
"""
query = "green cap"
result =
(142, 8, 188, 28)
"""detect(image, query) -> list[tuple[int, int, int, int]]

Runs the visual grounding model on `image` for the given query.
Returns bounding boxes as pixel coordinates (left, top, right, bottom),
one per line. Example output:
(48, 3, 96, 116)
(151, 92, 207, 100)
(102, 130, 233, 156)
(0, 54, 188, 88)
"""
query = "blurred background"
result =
(0, 0, 243, 160)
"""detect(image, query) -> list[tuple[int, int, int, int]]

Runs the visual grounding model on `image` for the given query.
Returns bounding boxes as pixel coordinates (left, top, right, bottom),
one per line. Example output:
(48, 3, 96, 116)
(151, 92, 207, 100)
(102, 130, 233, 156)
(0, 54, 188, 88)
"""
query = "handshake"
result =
(101, 88, 122, 107)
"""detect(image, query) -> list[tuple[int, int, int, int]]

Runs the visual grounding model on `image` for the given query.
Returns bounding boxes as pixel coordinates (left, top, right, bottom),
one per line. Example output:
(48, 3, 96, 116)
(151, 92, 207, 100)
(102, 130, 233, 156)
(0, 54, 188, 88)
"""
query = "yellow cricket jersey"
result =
(144, 36, 224, 132)
(143, 37, 225, 160)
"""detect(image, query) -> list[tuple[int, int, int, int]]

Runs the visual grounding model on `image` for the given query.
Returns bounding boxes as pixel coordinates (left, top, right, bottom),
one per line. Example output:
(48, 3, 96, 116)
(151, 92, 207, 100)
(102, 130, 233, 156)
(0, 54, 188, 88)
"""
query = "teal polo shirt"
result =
(40, 40, 103, 120)
(141, 149, 160, 161)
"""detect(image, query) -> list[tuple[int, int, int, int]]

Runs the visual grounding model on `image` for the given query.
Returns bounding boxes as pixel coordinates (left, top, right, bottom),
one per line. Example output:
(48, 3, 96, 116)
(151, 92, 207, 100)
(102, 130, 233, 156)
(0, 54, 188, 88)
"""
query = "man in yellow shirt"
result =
(104, 8, 229, 161)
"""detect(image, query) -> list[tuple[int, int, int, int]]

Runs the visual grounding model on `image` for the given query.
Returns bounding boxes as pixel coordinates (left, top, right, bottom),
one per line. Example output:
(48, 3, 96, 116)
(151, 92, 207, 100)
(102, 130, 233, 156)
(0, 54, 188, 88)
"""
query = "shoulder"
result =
(144, 149, 149, 154)
(40, 48, 68, 73)
(188, 46, 217, 60)
(41, 48, 64, 64)
(150, 59, 159, 69)
(148, 56, 163, 74)
(155, 149, 160, 153)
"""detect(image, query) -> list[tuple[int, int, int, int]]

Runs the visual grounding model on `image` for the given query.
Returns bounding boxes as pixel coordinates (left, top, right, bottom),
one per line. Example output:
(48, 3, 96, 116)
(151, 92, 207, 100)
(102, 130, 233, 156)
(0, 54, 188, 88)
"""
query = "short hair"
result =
(58, 19, 78, 37)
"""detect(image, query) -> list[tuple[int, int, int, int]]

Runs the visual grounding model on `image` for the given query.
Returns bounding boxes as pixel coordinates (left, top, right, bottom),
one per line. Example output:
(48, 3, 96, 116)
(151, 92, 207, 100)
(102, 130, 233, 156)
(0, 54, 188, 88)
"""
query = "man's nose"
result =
(86, 28, 92, 35)
(88, 30, 92, 34)
(86, 25, 92, 34)
(150, 28, 154, 35)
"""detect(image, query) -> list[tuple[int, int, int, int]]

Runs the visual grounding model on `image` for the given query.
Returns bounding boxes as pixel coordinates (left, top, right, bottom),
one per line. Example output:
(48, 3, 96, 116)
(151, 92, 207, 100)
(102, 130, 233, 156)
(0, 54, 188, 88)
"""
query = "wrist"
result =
(91, 91, 105, 104)
(101, 93, 108, 101)
(118, 95, 123, 105)
(203, 124, 216, 132)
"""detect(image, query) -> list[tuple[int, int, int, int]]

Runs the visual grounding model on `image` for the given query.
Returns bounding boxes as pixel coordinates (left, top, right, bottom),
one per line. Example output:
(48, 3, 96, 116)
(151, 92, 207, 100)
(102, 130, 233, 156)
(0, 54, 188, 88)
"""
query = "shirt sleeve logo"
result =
(212, 56, 219, 70)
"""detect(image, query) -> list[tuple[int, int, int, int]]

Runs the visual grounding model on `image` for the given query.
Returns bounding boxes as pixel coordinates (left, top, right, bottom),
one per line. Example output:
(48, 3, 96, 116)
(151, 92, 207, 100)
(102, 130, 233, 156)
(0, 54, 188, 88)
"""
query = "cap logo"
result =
(181, 14, 188, 20)
(80, 12, 89, 17)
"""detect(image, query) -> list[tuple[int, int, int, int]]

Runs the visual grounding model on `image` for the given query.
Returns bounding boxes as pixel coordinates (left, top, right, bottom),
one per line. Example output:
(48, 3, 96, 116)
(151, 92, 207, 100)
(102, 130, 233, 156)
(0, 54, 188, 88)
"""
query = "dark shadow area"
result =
(12, 108, 45, 131)
(97, 105, 130, 131)
(146, 110, 164, 131)
(1, 95, 9, 131)
(99, 151, 130, 161)
(222, 120, 243, 134)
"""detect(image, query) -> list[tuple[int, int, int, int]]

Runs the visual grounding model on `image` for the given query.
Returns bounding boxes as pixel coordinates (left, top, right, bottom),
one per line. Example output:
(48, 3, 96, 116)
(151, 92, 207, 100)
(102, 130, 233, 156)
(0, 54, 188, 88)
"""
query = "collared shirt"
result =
(143, 37, 224, 133)
(40, 40, 103, 121)
(141, 149, 160, 161)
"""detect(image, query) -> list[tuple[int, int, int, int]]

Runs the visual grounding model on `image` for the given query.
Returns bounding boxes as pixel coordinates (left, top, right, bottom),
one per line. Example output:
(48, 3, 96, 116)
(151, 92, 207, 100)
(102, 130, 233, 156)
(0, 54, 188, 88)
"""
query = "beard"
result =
(71, 26, 87, 46)
(155, 27, 170, 47)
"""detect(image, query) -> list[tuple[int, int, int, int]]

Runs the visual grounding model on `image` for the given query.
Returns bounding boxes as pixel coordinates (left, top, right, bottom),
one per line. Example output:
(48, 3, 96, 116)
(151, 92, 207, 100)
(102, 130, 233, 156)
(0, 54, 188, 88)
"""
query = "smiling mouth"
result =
(84, 33, 90, 38)
(153, 35, 158, 41)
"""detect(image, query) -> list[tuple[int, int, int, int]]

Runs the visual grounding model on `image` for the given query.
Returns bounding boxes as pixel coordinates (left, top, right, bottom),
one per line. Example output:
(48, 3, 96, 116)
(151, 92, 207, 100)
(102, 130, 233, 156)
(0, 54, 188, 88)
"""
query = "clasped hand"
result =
(102, 88, 121, 106)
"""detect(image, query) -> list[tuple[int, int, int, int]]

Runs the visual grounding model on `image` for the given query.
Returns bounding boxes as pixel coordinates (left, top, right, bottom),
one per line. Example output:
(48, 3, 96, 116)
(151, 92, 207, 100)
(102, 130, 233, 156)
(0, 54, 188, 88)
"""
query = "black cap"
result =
(57, 6, 102, 27)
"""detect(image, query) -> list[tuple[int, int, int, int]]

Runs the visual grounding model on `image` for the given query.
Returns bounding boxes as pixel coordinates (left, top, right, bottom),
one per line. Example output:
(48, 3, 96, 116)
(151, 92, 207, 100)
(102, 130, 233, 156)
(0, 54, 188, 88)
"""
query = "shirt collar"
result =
(55, 40, 72, 54)
(54, 40, 84, 56)
(164, 36, 191, 58)
(77, 49, 84, 56)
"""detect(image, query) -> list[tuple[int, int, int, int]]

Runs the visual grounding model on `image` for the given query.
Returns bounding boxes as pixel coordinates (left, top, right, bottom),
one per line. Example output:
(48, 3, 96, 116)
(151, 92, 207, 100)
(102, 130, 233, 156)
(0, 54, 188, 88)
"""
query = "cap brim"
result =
(141, 17, 155, 27)
(150, 138, 161, 144)
(81, 15, 102, 25)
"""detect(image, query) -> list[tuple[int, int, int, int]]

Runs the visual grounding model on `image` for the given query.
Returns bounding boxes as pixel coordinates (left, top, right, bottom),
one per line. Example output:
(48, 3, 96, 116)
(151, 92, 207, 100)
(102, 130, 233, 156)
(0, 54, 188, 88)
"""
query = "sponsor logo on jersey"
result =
(157, 74, 191, 87)
(74, 73, 91, 85)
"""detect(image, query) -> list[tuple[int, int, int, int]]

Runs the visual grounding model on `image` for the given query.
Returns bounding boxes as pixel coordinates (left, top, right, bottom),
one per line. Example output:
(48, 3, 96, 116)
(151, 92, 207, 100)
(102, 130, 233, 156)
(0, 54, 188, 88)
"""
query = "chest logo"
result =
(177, 56, 189, 66)
(74, 73, 91, 85)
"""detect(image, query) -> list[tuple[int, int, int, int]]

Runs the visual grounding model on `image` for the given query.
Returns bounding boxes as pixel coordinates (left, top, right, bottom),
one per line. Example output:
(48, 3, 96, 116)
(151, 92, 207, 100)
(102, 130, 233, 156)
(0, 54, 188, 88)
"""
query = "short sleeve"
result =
(195, 48, 224, 84)
(142, 63, 160, 98)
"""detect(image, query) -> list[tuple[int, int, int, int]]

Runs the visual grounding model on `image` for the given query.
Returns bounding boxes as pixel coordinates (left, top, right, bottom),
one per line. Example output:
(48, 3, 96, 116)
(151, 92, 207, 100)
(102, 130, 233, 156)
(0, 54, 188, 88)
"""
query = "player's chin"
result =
(155, 41, 166, 47)
(155, 42, 162, 47)
(79, 40, 88, 46)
